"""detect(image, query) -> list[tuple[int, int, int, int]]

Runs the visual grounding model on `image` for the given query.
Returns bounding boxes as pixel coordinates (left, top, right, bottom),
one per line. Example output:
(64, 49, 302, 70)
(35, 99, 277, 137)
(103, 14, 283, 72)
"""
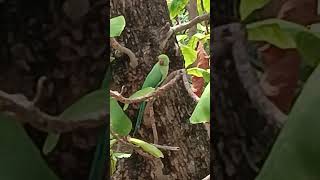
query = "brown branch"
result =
(151, 144, 180, 151)
(228, 23, 287, 127)
(172, 13, 209, 33)
(160, 13, 210, 50)
(179, 69, 200, 102)
(110, 38, 138, 68)
(0, 89, 106, 133)
(144, 99, 158, 144)
(202, 174, 210, 180)
(32, 76, 47, 105)
(110, 70, 184, 104)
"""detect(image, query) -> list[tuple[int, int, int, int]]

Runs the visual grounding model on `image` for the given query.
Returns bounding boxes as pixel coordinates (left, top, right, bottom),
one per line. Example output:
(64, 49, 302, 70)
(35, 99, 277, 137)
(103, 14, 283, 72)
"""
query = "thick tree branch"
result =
(110, 37, 138, 68)
(0, 80, 106, 133)
(160, 13, 210, 50)
(110, 70, 184, 104)
(229, 24, 288, 126)
(172, 13, 209, 33)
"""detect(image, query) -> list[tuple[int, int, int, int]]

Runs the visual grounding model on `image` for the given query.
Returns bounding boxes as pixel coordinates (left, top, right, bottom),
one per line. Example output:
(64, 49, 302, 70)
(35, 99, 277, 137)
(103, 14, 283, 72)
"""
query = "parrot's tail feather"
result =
(88, 125, 108, 180)
(133, 102, 146, 136)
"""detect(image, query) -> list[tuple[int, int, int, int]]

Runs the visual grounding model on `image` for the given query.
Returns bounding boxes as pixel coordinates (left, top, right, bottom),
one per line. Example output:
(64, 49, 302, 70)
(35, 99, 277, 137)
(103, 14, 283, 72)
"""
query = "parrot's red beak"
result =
(159, 59, 164, 65)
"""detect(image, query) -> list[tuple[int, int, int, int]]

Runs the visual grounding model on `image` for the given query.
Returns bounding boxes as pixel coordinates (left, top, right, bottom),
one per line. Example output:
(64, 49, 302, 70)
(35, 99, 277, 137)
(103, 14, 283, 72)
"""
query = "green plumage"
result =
(133, 54, 170, 136)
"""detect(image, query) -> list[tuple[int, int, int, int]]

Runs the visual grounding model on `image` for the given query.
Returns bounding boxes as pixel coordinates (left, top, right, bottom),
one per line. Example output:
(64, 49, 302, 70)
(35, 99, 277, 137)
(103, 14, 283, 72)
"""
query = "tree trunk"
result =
(212, 23, 283, 180)
(110, 0, 209, 179)
(187, 0, 198, 37)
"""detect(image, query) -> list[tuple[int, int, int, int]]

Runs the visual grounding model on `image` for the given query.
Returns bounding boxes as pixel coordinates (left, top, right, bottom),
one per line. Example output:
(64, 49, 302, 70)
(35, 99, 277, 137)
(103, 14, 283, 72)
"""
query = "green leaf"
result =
(110, 15, 126, 37)
(246, 19, 307, 49)
(110, 155, 117, 175)
(187, 67, 206, 77)
(190, 82, 210, 123)
(196, 0, 203, 15)
(247, 22, 296, 49)
(186, 33, 208, 50)
(197, 33, 210, 45)
(113, 153, 132, 159)
(176, 34, 188, 42)
(310, 23, 320, 33)
(240, 0, 271, 20)
(247, 19, 320, 66)
(110, 139, 117, 148)
(0, 113, 60, 180)
(169, 0, 189, 19)
(128, 138, 164, 158)
(123, 87, 155, 111)
(295, 31, 320, 67)
(43, 89, 107, 154)
(187, 68, 210, 82)
(203, 72, 210, 83)
(101, 67, 111, 89)
(193, 33, 206, 40)
(61, 90, 107, 120)
(187, 36, 200, 50)
(247, 19, 307, 35)
(180, 44, 197, 68)
(110, 56, 115, 62)
(255, 63, 320, 180)
(110, 98, 132, 136)
(309, 23, 320, 39)
(42, 134, 60, 155)
(197, 23, 207, 32)
(203, 0, 210, 13)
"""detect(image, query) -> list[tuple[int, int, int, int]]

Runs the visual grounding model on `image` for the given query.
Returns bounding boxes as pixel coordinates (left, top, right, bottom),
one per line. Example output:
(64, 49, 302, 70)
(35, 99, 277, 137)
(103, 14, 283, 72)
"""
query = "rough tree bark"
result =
(187, 0, 198, 37)
(0, 1, 107, 179)
(212, 2, 285, 179)
(110, 0, 209, 179)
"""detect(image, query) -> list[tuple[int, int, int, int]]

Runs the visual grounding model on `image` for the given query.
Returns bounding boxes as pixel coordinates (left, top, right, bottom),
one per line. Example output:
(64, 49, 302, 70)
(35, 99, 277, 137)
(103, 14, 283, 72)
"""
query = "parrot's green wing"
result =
(123, 87, 155, 111)
(141, 63, 162, 89)
(133, 62, 162, 136)
(158, 64, 169, 86)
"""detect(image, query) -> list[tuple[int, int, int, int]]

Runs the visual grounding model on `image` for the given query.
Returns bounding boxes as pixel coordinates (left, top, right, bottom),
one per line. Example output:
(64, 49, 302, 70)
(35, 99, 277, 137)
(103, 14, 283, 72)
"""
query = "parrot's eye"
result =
(159, 59, 164, 65)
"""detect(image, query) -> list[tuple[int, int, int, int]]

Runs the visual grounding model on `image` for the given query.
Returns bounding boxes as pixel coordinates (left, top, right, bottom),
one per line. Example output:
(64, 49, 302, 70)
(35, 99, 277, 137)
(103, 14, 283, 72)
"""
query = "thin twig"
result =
(144, 99, 158, 144)
(172, 13, 209, 33)
(152, 144, 180, 151)
(32, 76, 47, 105)
(110, 38, 138, 68)
(160, 13, 210, 50)
(112, 133, 178, 160)
(201, 174, 210, 180)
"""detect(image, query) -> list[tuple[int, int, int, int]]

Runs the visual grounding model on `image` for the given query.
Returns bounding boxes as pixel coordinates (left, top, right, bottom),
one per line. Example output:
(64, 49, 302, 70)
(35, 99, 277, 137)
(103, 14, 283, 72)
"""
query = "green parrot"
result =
(133, 54, 170, 135)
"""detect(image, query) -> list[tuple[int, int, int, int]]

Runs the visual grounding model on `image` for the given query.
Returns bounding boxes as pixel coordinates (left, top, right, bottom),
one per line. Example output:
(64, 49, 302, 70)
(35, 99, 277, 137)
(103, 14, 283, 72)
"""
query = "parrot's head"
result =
(158, 54, 170, 66)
